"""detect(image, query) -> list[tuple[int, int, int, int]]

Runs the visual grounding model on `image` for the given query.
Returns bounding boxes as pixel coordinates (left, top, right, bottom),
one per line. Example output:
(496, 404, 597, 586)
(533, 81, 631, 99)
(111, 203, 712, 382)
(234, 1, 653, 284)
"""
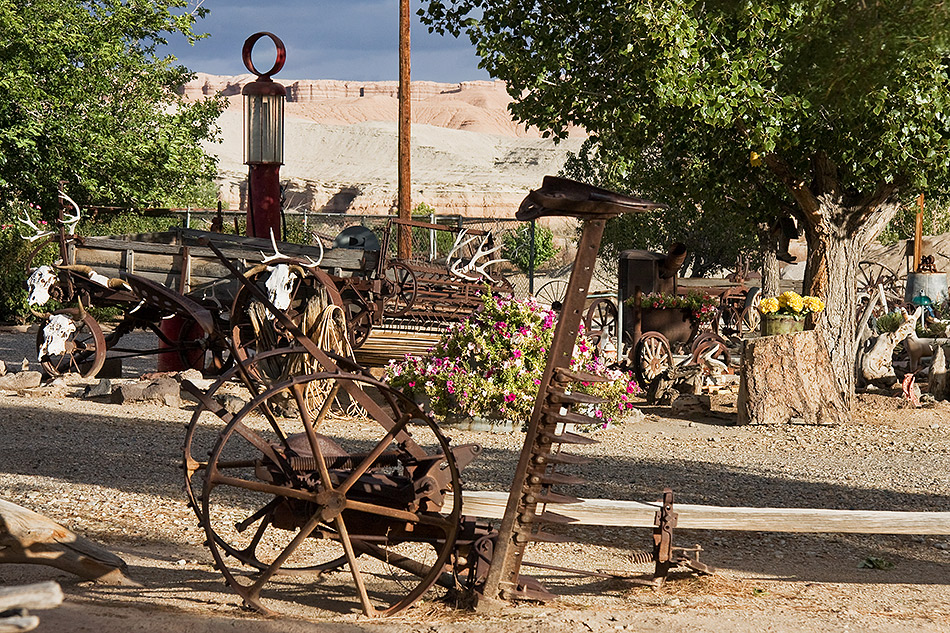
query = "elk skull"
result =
(38, 314, 76, 360)
(27, 266, 57, 307)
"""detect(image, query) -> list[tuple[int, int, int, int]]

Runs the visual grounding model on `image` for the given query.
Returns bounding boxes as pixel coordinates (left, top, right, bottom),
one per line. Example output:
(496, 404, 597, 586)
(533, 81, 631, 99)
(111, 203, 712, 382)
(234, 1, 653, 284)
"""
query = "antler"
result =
(259, 228, 324, 267)
(58, 191, 81, 235)
(451, 232, 506, 281)
(18, 206, 54, 242)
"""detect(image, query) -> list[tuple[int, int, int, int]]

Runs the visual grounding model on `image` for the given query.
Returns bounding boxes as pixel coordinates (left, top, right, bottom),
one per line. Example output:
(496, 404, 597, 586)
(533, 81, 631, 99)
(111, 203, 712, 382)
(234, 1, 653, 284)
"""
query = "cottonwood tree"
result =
(421, 0, 950, 405)
(0, 0, 224, 210)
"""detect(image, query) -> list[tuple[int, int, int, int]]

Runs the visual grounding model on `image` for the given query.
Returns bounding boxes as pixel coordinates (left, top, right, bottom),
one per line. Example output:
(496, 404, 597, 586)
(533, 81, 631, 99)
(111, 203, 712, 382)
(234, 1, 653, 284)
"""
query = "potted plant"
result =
(757, 291, 824, 336)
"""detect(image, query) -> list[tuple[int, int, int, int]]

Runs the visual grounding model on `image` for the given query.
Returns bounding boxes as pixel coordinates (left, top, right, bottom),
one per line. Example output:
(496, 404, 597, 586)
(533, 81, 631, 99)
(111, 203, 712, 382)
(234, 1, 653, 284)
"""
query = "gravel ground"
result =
(1, 325, 949, 632)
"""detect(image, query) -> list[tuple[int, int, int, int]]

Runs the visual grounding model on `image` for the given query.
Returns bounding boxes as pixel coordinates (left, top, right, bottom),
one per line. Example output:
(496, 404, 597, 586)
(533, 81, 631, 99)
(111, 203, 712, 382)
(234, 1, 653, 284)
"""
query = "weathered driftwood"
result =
(445, 491, 950, 534)
(0, 582, 63, 633)
(0, 499, 134, 585)
(858, 306, 921, 386)
(737, 330, 848, 426)
(930, 345, 949, 401)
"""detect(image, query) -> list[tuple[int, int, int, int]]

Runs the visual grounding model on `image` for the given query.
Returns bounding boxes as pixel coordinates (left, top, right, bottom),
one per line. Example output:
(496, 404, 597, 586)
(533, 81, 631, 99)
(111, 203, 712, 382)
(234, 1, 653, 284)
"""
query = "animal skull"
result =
(265, 264, 296, 312)
(27, 266, 57, 307)
(38, 314, 76, 360)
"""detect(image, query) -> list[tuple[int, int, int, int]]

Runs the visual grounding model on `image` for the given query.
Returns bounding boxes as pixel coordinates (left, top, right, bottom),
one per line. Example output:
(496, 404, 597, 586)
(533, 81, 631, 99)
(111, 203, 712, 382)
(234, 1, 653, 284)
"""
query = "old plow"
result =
(181, 177, 712, 617)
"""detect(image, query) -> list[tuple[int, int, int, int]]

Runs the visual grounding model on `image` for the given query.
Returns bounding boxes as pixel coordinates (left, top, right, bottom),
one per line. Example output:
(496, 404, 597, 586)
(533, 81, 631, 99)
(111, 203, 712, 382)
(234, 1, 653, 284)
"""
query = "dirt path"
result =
(0, 327, 948, 632)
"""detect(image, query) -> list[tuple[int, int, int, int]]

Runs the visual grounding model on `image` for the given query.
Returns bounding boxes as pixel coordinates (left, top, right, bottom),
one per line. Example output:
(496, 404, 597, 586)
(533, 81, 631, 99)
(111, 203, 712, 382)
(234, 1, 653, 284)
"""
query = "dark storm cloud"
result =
(164, 0, 489, 81)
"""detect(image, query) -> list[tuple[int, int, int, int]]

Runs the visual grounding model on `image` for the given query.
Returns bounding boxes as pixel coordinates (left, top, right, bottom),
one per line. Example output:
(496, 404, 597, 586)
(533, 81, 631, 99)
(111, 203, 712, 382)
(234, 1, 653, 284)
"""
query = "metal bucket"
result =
(761, 315, 804, 336)
(905, 272, 948, 304)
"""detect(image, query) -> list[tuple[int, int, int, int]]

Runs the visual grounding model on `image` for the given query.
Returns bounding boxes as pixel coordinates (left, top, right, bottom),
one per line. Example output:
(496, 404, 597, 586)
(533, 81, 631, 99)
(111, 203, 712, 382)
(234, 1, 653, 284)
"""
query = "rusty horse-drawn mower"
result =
(179, 178, 711, 617)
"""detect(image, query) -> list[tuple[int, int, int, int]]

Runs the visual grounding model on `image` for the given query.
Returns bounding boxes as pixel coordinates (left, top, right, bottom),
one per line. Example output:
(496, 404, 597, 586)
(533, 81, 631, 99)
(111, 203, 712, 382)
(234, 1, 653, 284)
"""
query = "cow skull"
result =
(265, 263, 297, 312)
(38, 314, 76, 360)
(27, 266, 58, 307)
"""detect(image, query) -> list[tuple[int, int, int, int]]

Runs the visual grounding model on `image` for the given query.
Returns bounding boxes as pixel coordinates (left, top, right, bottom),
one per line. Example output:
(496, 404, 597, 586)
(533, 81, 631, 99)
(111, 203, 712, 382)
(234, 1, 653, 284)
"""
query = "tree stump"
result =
(737, 330, 848, 426)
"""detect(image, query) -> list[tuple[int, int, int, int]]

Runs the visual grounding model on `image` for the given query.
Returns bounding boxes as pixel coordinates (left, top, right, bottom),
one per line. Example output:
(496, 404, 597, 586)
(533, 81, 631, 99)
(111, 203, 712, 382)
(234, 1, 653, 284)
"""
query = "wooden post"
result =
(397, 0, 412, 260)
(913, 193, 924, 273)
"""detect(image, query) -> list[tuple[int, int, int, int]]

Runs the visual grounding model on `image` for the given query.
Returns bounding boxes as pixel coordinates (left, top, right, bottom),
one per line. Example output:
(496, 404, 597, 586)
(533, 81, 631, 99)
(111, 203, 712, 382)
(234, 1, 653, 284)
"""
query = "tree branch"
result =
(852, 182, 902, 243)
(762, 153, 823, 227)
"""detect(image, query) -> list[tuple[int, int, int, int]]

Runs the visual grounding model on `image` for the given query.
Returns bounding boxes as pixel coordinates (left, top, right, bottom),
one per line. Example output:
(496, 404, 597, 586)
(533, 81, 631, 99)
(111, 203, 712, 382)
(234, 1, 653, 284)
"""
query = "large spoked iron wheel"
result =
(197, 369, 462, 617)
(36, 308, 107, 378)
(633, 332, 674, 387)
(382, 262, 418, 317)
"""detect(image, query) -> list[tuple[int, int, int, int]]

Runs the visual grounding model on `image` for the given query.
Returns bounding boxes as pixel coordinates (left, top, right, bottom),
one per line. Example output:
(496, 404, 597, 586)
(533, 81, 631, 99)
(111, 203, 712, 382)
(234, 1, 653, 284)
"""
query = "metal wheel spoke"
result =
(290, 381, 337, 491)
(337, 415, 411, 495)
(208, 473, 316, 504)
(335, 515, 376, 617)
(246, 513, 323, 598)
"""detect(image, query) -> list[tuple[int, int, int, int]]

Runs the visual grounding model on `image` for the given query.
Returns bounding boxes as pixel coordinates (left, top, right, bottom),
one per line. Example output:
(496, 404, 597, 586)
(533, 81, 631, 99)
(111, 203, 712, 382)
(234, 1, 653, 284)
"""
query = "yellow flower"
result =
(759, 297, 779, 314)
(779, 291, 804, 313)
(803, 296, 825, 313)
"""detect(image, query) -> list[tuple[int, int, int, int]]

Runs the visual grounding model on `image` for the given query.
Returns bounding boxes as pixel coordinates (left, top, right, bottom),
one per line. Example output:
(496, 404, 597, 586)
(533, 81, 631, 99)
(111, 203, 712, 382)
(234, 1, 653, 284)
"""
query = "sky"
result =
(162, 0, 490, 82)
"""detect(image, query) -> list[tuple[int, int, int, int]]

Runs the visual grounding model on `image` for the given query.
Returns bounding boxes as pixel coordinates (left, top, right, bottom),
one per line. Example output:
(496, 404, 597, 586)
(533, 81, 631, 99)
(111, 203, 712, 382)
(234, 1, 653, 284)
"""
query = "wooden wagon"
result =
(30, 227, 358, 378)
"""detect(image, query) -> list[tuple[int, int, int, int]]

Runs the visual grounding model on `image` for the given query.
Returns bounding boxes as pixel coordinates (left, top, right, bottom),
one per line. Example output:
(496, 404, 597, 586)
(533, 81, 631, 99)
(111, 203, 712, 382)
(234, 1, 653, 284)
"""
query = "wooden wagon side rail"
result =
(449, 491, 950, 535)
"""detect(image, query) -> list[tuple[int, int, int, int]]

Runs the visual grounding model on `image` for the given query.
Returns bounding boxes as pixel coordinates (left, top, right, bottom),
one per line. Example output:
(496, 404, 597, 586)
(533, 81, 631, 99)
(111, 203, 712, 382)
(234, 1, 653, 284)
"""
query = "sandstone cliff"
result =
(184, 74, 586, 217)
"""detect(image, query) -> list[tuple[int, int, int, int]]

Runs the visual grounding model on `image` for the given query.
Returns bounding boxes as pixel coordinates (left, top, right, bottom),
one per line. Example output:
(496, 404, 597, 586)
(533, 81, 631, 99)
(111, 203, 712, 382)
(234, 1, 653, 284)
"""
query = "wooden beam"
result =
(447, 491, 950, 535)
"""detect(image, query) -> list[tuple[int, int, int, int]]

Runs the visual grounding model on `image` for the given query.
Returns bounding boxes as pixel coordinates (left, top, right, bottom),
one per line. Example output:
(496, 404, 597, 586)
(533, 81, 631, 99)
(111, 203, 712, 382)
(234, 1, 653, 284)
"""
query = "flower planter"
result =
(760, 315, 804, 336)
(439, 414, 521, 434)
(639, 307, 698, 343)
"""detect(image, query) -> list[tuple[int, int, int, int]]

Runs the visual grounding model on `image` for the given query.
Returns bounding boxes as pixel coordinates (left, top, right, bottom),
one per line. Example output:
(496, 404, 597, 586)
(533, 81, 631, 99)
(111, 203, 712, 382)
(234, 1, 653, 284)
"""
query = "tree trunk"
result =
(801, 218, 860, 409)
(764, 151, 903, 412)
(760, 239, 781, 298)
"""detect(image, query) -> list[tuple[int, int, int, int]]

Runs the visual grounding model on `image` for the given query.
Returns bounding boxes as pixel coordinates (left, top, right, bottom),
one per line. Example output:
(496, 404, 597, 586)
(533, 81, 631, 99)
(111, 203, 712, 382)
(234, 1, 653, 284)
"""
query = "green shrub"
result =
(503, 222, 558, 273)
(875, 311, 906, 333)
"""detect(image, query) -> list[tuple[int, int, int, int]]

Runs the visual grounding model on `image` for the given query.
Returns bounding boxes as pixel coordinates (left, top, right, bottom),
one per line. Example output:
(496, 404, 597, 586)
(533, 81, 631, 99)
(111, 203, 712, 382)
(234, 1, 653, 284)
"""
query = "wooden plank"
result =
(78, 232, 371, 271)
(445, 491, 950, 535)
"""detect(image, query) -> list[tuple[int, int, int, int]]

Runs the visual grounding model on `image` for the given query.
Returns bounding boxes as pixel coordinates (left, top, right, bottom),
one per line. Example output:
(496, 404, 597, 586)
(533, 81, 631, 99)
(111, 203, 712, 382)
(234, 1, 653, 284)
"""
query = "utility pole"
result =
(397, 0, 412, 259)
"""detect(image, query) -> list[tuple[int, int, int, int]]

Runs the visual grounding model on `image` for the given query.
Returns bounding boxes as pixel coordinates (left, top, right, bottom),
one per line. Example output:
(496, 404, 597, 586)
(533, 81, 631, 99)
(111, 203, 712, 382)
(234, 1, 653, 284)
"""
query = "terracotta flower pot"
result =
(760, 314, 804, 336)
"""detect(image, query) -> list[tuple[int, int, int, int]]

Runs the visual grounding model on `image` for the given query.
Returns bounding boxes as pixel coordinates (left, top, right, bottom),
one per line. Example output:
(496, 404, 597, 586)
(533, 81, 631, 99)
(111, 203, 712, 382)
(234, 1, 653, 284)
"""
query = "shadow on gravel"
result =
(1, 397, 948, 590)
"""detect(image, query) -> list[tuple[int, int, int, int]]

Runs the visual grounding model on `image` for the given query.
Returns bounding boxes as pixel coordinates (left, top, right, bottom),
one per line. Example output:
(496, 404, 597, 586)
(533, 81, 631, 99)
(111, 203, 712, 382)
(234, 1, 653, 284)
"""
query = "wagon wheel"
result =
(174, 317, 231, 376)
(857, 261, 904, 305)
(343, 299, 373, 349)
(584, 298, 618, 354)
(231, 262, 346, 378)
(689, 331, 721, 357)
(184, 347, 361, 574)
(382, 262, 417, 317)
(535, 279, 569, 311)
(199, 370, 461, 617)
(36, 308, 107, 378)
(739, 306, 761, 337)
(633, 332, 674, 386)
(690, 334, 733, 374)
(584, 298, 618, 337)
